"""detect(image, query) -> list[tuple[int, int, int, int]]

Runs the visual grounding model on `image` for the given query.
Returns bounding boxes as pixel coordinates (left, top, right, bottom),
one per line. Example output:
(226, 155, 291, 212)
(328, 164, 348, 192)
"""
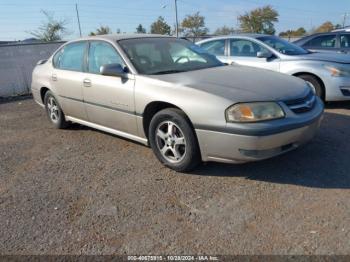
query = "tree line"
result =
(30, 6, 345, 42)
(88, 13, 208, 37)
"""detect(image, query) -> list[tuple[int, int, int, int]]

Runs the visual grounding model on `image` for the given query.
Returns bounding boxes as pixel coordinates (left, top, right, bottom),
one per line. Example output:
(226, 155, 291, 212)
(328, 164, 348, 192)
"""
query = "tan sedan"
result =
(31, 34, 323, 171)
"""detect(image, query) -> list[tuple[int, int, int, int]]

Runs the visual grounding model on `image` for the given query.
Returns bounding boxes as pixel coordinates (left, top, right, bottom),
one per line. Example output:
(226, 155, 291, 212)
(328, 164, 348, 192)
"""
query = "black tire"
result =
(297, 74, 324, 100)
(149, 108, 201, 172)
(44, 90, 68, 129)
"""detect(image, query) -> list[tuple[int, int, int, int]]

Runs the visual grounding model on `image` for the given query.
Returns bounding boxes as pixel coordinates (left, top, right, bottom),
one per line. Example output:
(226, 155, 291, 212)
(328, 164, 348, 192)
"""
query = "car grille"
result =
(284, 91, 316, 114)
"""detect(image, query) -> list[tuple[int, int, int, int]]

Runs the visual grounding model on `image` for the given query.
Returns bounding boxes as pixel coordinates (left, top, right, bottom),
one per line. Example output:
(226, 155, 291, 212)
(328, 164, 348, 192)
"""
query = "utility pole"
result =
(310, 19, 313, 31)
(342, 13, 349, 28)
(75, 3, 82, 37)
(174, 0, 179, 37)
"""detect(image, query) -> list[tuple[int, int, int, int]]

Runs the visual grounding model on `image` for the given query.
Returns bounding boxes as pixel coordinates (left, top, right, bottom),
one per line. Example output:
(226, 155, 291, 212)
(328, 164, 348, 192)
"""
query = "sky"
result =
(0, 0, 349, 41)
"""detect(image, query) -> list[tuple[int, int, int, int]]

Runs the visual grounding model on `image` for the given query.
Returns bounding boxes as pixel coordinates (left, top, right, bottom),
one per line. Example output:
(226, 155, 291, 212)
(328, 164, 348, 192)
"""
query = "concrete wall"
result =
(0, 42, 64, 97)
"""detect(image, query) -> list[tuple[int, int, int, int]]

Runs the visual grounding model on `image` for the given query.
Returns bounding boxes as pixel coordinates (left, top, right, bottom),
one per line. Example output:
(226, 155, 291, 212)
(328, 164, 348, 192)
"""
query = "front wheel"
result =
(149, 108, 201, 172)
(297, 74, 324, 100)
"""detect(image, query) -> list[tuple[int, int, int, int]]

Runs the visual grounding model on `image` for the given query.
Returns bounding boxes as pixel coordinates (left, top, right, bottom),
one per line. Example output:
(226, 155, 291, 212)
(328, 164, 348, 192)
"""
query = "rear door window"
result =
(230, 39, 269, 57)
(305, 34, 337, 48)
(199, 39, 226, 56)
(54, 41, 87, 71)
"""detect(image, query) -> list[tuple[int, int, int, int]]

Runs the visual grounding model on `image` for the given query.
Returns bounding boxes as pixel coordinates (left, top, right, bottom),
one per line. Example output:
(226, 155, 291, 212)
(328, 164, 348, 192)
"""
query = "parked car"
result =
(293, 31, 350, 54)
(197, 34, 350, 101)
(31, 35, 323, 171)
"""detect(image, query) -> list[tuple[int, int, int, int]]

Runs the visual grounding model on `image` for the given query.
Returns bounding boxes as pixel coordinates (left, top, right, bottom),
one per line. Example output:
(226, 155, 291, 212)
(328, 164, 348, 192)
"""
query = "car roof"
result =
(296, 31, 350, 40)
(332, 27, 350, 32)
(196, 34, 272, 43)
(72, 34, 174, 42)
(293, 32, 339, 44)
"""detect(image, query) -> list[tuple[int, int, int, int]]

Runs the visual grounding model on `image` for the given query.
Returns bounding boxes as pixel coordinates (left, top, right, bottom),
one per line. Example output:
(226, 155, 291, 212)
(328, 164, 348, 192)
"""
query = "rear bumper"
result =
(196, 110, 323, 164)
(31, 88, 44, 107)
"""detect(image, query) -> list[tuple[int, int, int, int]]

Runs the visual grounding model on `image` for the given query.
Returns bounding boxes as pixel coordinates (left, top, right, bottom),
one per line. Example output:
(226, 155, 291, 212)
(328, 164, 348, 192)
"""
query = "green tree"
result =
(181, 12, 208, 37)
(238, 5, 279, 35)
(89, 26, 112, 36)
(314, 21, 334, 33)
(136, 24, 146, 33)
(150, 16, 171, 35)
(214, 25, 236, 35)
(279, 27, 306, 38)
(30, 10, 68, 42)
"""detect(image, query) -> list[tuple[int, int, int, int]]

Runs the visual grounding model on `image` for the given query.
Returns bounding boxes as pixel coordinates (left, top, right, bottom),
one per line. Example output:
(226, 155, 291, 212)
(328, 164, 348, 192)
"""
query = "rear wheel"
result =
(149, 108, 201, 172)
(297, 74, 324, 100)
(44, 91, 68, 129)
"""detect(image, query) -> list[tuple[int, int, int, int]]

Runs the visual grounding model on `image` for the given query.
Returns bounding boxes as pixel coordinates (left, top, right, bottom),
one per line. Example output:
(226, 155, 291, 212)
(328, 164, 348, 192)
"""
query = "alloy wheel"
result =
(47, 96, 59, 123)
(155, 121, 186, 163)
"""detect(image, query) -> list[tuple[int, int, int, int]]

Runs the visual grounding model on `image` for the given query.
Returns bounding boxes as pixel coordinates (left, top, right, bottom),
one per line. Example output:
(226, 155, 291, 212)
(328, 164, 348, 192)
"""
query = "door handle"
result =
(52, 74, 57, 81)
(83, 79, 91, 87)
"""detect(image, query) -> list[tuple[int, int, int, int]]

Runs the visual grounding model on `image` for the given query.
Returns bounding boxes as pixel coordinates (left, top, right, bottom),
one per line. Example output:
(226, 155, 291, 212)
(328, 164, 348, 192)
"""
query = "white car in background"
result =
(197, 34, 350, 101)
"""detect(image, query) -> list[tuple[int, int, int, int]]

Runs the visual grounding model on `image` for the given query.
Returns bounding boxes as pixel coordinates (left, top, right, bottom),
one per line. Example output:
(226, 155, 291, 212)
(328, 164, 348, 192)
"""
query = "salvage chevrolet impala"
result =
(31, 35, 324, 171)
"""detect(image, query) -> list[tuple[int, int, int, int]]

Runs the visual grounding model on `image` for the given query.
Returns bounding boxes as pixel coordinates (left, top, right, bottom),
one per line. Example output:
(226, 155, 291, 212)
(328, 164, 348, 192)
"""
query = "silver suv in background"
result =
(198, 34, 350, 101)
(32, 35, 323, 171)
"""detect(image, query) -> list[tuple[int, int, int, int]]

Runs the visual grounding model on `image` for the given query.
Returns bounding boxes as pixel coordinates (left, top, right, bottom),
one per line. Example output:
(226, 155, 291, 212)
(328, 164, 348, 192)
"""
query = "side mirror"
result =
(100, 63, 126, 77)
(257, 51, 273, 59)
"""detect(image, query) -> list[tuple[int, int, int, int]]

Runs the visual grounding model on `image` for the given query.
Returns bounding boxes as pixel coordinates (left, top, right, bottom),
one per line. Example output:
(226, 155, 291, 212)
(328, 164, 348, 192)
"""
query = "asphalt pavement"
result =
(1, 97, 350, 255)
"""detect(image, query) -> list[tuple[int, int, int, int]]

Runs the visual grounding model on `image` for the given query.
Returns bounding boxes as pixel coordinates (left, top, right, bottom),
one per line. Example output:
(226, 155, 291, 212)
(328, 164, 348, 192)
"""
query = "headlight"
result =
(226, 102, 285, 123)
(325, 65, 350, 77)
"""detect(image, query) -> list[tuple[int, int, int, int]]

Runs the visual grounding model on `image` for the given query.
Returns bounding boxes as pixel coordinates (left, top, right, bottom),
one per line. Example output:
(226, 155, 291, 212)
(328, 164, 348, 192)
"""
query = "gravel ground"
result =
(0, 97, 350, 255)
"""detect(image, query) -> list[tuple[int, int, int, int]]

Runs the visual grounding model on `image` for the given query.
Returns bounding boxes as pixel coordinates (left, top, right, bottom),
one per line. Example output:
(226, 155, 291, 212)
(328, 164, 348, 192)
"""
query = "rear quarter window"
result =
(305, 35, 337, 48)
(340, 34, 350, 48)
(52, 48, 63, 68)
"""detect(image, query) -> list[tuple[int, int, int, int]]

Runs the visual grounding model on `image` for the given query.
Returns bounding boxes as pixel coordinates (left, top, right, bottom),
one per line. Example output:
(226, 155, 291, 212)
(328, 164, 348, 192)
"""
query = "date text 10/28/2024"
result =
(128, 255, 219, 261)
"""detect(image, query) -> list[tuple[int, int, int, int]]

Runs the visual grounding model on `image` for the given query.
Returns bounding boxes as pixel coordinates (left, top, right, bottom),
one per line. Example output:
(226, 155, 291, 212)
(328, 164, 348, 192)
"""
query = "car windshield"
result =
(118, 37, 224, 75)
(257, 36, 309, 55)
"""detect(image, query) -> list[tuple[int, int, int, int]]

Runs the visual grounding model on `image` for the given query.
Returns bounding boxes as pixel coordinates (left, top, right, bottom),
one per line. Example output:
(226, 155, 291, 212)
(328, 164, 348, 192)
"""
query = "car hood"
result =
(289, 52, 350, 64)
(147, 65, 309, 103)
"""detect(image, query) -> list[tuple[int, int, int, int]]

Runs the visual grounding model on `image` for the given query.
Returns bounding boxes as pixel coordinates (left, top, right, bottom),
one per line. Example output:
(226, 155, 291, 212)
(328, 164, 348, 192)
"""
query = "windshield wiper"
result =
(151, 70, 185, 75)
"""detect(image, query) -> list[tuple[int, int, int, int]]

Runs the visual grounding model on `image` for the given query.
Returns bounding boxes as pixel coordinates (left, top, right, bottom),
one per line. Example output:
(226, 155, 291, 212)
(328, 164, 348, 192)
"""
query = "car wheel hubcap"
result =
(47, 96, 59, 123)
(156, 121, 186, 163)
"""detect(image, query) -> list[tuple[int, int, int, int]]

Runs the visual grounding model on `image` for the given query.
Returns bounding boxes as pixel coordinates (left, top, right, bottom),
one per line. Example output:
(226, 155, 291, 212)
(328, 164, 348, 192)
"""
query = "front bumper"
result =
(196, 99, 323, 164)
(325, 76, 350, 101)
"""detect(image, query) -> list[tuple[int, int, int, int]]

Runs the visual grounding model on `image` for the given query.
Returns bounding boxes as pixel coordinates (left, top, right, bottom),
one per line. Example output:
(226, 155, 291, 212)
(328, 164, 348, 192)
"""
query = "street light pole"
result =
(342, 13, 349, 28)
(75, 3, 82, 37)
(174, 0, 179, 37)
